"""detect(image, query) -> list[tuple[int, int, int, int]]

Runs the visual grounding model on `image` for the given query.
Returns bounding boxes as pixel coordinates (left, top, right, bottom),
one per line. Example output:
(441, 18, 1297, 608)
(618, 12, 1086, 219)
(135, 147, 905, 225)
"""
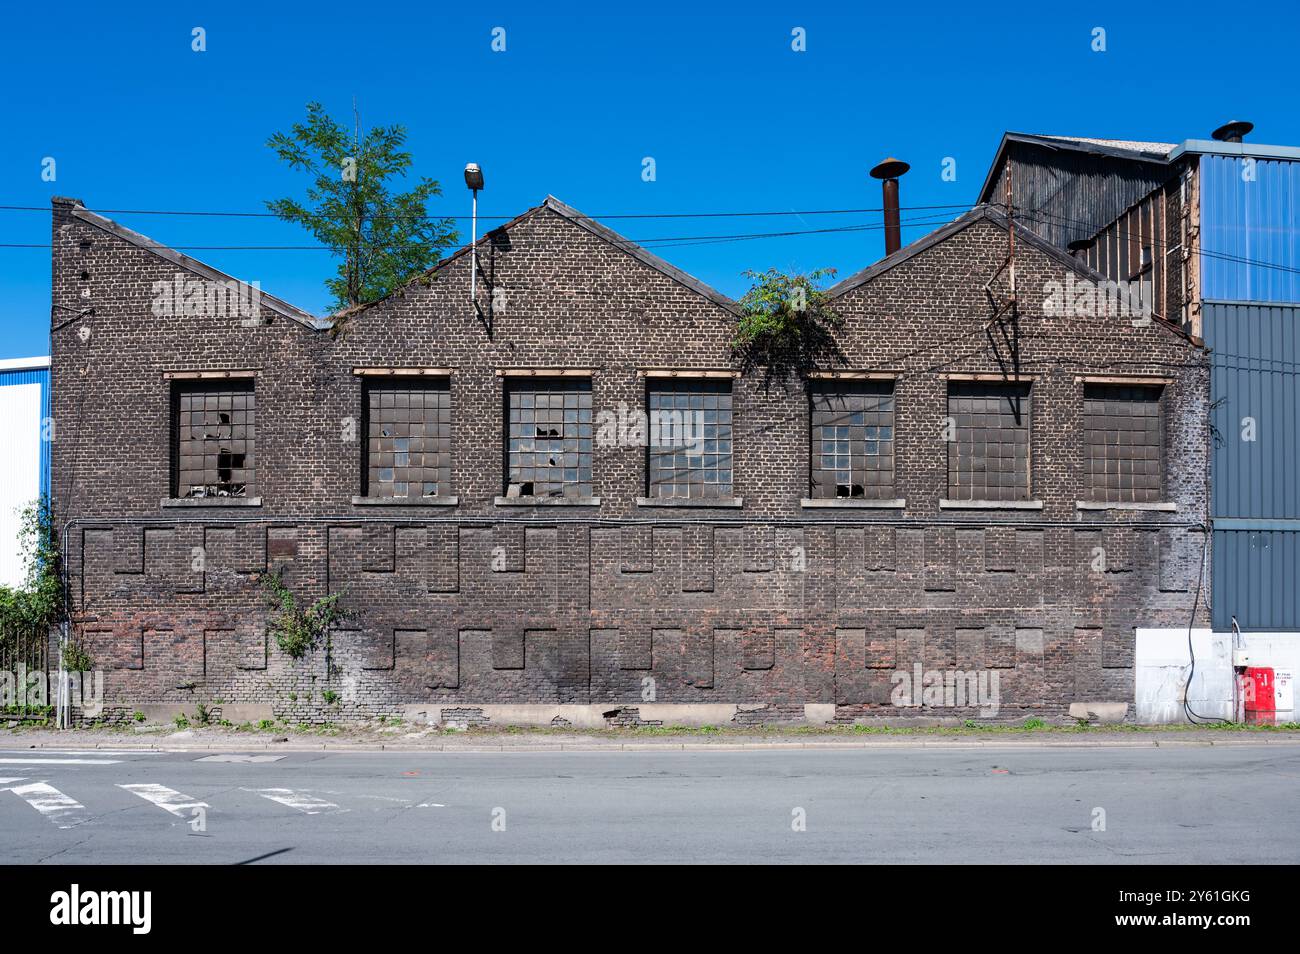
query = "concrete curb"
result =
(6, 734, 1300, 754)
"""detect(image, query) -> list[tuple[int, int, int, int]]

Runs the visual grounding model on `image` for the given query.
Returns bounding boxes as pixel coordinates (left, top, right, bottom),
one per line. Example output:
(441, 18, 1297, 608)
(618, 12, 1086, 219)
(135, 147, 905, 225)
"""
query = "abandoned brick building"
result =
(48, 162, 1211, 726)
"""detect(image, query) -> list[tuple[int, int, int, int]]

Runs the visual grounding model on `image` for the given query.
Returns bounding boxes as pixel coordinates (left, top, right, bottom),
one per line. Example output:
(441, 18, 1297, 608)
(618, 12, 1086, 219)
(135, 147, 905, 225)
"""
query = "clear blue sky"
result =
(2, 0, 1298, 359)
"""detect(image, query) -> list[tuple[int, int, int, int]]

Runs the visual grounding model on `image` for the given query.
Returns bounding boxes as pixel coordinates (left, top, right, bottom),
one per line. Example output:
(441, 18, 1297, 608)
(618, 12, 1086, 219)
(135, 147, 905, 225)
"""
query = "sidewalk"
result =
(6, 723, 1300, 753)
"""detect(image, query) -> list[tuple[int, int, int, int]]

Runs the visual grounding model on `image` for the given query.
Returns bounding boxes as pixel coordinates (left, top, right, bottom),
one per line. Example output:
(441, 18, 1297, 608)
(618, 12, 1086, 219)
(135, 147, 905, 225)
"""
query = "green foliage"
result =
(1022, 717, 1048, 730)
(322, 689, 339, 705)
(266, 102, 457, 314)
(733, 267, 844, 383)
(61, 640, 94, 672)
(0, 498, 65, 632)
(174, 714, 190, 730)
(133, 711, 146, 722)
(194, 702, 211, 725)
(257, 569, 348, 660)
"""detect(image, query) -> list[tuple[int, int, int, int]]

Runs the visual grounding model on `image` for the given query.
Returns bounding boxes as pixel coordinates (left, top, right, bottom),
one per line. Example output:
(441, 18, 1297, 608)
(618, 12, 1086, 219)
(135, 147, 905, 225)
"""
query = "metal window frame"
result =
(1080, 381, 1166, 504)
(503, 374, 595, 499)
(169, 377, 257, 499)
(945, 380, 1033, 502)
(644, 376, 734, 500)
(806, 378, 896, 500)
(361, 374, 453, 501)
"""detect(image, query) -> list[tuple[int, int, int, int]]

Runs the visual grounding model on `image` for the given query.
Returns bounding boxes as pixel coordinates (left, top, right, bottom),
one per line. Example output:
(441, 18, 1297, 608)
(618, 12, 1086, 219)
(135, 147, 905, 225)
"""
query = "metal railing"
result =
(0, 623, 53, 718)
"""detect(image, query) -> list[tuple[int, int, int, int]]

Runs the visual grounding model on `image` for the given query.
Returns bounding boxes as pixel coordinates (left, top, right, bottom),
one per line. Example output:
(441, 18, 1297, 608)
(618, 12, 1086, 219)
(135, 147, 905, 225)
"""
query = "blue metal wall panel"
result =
(1205, 302, 1300, 520)
(0, 366, 51, 500)
(1212, 530, 1300, 631)
(1200, 154, 1300, 303)
(1205, 302, 1300, 630)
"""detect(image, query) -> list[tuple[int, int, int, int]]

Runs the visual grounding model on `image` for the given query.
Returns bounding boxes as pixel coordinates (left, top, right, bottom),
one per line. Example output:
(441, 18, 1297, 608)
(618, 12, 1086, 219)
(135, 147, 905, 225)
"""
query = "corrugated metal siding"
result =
(1200, 154, 1300, 303)
(1206, 302, 1300, 519)
(994, 145, 1171, 248)
(1205, 302, 1300, 629)
(1213, 530, 1300, 631)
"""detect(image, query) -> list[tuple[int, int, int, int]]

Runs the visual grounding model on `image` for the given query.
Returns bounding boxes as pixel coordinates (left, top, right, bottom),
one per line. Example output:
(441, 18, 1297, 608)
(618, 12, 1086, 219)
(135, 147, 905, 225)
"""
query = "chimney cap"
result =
(870, 157, 910, 180)
(1211, 120, 1253, 143)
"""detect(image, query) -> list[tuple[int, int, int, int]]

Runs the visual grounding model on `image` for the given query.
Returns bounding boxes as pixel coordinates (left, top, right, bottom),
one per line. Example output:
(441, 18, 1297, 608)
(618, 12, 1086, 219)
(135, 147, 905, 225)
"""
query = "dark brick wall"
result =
(50, 197, 1211, 723)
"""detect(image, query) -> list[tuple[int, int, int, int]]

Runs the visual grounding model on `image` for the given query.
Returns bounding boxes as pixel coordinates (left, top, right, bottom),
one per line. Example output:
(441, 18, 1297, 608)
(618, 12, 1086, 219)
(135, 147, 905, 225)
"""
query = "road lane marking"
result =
(194, 754, 285, 763)
(0, 777, 26, 785)
(119, 783, 210, 817)
(7, 782, 89, 828)
(0, 764, 122, 769)
(414, 802, 446, 808)
(0, 750, 164, 756)
(242, 787, 344, 814)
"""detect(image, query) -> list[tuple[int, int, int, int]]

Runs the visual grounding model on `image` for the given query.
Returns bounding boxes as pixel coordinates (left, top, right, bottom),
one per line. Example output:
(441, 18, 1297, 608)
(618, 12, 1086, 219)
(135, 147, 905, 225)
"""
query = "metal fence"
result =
(0, 623, 52, 715)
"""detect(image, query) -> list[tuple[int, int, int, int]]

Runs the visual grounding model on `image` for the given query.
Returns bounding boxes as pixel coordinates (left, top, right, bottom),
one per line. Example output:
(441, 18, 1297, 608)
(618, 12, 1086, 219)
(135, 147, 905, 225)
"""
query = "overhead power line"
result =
(1006, 204, 1300, 278)
(0, 202, 975, 221)
(0, 210, 973, 252)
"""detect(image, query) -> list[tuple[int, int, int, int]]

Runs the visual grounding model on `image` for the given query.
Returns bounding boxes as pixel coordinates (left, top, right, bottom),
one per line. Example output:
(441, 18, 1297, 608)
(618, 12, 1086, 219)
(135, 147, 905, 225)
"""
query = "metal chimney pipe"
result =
(1211, 120, 1253, 143)
(870, 157, 911, 257)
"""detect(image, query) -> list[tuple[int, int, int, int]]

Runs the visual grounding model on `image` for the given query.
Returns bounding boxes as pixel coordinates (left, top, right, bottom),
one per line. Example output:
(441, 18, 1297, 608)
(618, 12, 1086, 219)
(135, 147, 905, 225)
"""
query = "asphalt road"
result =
(3, 744, 1297, 863)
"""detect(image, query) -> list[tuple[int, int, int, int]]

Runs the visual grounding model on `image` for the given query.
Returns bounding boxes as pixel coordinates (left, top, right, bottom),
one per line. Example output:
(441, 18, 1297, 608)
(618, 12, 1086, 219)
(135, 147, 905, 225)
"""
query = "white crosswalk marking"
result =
(119, 783, 209, 817)
(0, 764, 122, 769)
(0, 777, 26, 785)
(195, 754, 284, 763)
(243, 787, 344, 814)
(8, 782, 89, 828)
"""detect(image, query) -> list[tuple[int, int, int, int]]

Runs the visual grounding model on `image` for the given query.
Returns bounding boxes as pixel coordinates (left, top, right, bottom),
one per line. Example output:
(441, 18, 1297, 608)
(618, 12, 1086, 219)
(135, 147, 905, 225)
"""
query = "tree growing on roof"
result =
(265, 102, 458, 317)
(733, 267, 843, 384)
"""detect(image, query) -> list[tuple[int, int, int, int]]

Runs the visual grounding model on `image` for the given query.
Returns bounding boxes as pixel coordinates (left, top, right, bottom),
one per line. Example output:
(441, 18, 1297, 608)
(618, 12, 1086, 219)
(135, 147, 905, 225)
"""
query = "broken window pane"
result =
(173, 380, 255, 498)
(505, 377, 592, 498)
(809, 379, 895, 499)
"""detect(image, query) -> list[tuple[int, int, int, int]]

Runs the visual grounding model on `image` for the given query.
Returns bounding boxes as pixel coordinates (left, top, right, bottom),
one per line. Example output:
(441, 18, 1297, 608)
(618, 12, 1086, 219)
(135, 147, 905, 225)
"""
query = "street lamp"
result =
(464, 163, 484, 304)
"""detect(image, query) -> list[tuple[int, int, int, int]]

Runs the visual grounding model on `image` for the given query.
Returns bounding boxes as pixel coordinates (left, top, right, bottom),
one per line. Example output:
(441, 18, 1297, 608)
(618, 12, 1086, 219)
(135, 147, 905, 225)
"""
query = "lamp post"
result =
(464, 163, 484, 305)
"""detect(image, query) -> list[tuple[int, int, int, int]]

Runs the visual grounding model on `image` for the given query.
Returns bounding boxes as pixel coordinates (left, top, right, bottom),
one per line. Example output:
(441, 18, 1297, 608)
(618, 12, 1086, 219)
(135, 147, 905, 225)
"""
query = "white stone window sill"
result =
(635, 496, 744, 508)
(939, 498, 1043, 510)
(352, 496, 459, 507)
(1076, 500, 1177, 512)
(162, 497, 262, 508)
(801, 497, 905, 509)
(494, 495, 601, 507)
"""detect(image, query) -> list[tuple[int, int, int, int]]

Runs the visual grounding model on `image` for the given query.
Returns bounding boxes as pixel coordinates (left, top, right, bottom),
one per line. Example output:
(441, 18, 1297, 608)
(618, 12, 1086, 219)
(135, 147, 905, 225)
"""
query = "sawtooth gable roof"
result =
(383, 195, 741, 318)
(827, 203, 1109, 297)
(56, 198, 324, 329)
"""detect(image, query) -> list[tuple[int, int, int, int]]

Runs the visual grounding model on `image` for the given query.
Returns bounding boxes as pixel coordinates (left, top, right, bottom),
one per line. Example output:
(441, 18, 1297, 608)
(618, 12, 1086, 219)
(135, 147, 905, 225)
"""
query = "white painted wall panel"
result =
(1136, 628, 1300, 723)
(0, 382, 42, 588)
